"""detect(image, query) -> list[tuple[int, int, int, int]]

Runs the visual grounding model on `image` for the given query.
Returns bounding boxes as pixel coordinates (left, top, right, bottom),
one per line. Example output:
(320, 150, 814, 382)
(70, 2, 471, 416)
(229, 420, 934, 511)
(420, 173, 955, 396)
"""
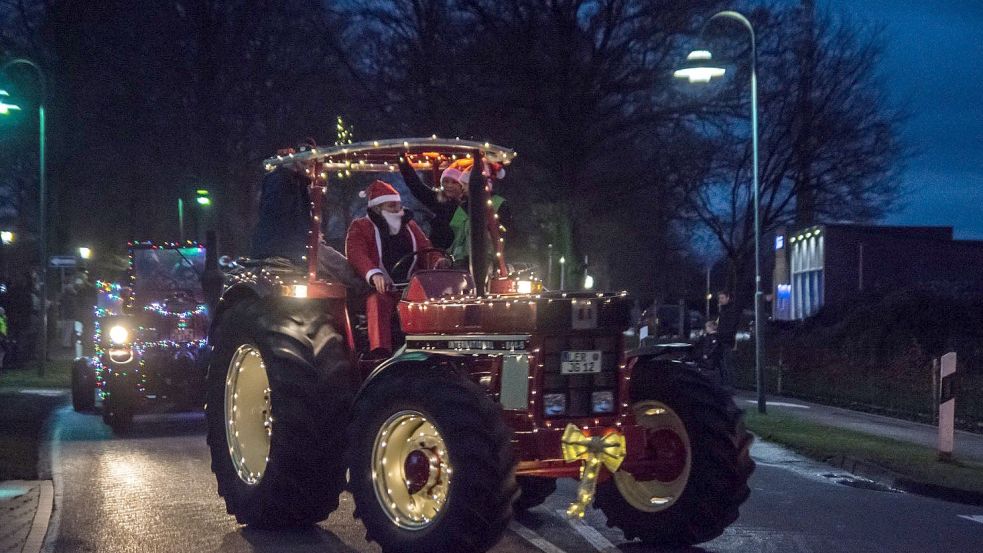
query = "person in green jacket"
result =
(437, 158, 513, 268)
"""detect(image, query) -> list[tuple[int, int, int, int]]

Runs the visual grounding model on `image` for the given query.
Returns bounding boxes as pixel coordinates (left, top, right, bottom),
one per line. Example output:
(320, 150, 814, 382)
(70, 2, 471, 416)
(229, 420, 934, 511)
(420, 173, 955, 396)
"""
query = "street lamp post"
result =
(178, 197, 185, 242)
(674, 10, 766, 413)
(1, 58, 49, 369)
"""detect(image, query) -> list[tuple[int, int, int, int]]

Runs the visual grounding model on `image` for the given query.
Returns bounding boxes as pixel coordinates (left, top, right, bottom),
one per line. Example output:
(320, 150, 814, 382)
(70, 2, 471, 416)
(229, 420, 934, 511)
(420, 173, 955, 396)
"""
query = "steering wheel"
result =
(389, 247, 453, 284)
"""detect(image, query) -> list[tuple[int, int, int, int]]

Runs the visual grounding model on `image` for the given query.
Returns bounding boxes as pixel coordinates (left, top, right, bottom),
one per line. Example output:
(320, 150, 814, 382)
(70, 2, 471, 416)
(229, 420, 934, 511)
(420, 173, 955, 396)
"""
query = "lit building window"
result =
(790, 229, 824, 319)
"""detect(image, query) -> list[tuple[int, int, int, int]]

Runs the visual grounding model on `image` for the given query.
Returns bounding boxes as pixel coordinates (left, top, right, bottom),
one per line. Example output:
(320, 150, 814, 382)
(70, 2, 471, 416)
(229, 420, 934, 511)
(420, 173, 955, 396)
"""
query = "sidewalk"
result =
(735, 391, 983, 463)
(0, 346, 69, 553)
(0, 481, 52, 553)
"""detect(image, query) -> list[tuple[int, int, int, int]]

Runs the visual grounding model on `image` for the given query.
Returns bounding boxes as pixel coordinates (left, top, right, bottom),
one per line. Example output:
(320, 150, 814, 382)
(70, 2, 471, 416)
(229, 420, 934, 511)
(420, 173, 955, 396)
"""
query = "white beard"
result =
(382, 209, 404, 235)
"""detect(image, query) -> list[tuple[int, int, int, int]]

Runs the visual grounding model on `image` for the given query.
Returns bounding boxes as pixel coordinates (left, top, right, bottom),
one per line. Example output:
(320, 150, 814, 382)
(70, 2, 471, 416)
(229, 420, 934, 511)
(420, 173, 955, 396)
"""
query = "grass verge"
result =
(0, 359, 73, 389)
(743, 410, 983, 495)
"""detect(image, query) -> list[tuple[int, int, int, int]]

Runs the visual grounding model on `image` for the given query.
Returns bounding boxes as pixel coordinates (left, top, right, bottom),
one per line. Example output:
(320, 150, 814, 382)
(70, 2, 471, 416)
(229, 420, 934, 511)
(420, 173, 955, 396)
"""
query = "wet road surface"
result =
(44, 407, 983, 553)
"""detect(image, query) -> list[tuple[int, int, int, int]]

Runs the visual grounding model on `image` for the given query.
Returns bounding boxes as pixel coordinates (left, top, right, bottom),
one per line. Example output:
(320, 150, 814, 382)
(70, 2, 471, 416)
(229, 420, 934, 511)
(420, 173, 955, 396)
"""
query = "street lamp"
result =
(559, 256, 566, 290)
(674, 10, 766, 414)
(2, 58, 49, 368)
(0, 89, 21, 115)
(0, 231, 14, 245)
(179, 188, 212, 242)
(196, 189, 212, 206)
(78, 246, 92, 260)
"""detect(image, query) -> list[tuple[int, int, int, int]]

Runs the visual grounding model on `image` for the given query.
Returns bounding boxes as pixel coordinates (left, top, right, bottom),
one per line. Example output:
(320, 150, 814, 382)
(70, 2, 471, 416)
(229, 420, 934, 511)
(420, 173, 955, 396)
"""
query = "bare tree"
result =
(684, 2, 907, 292)
(346, 0, 725, 297)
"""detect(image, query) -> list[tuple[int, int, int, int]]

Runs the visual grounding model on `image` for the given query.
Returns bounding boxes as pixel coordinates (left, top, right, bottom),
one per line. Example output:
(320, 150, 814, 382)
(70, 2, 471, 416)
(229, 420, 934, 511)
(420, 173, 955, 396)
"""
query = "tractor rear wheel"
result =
(595, 360, 754, 546)
(348, 369, 517, 553)
(206, 296, 356, 527)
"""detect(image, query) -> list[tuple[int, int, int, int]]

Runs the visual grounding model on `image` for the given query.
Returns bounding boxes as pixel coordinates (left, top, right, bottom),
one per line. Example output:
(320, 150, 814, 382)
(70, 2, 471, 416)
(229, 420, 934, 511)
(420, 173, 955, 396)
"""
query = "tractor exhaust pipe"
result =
(468, 149, 487, 295)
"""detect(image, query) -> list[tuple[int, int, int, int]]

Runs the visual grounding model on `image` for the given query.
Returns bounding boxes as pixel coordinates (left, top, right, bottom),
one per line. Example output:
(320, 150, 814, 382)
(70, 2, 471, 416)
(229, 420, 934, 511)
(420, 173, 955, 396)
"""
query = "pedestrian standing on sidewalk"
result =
(716, 291, 739, 391)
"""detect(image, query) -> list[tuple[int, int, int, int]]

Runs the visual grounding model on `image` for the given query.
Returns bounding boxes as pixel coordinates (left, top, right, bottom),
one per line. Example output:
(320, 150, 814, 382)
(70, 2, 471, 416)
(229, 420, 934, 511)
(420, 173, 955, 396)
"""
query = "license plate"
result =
(561, 350, 602, 374)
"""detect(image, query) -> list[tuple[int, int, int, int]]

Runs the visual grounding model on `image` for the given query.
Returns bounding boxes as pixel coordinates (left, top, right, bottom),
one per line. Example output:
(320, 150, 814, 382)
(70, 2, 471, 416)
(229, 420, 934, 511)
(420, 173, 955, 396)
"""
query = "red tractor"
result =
(205, 138, 753, 552)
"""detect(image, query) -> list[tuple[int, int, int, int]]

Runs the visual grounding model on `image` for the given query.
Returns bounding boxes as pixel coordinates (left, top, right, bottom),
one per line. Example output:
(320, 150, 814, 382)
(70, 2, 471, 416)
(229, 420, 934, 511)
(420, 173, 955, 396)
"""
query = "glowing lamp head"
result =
(78, 246, 92, 260)
(0, 89, 21, 115)
(0, 231, 13, 244)
(108, 324, 130, 344)
(674, 50, 727, 84)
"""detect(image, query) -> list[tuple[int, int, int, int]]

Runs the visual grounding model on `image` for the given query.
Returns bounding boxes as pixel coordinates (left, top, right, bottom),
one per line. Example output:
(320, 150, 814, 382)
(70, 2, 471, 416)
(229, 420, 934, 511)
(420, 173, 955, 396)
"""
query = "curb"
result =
(828, 454, 983, 507)
(22, 480, 53, 553)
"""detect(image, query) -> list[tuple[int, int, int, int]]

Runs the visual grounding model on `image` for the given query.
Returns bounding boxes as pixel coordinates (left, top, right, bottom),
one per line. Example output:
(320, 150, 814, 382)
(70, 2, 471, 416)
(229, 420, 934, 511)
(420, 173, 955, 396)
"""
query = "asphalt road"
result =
(44, 407, 983, 553)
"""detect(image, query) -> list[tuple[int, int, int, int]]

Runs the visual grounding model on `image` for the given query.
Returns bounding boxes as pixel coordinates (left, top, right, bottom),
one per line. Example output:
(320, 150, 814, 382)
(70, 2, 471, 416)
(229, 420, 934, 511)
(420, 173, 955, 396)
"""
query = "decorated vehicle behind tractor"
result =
(71, 241, 210, 432)
(205, 138, 754, 552)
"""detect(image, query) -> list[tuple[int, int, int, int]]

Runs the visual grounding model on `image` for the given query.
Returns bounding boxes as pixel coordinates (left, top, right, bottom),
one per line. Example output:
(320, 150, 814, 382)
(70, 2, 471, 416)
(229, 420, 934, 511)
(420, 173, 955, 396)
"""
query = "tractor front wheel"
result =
(514, 477, 556, 513)
(71, 358, 95, 412)
(595, 360, 754, 546)
(348, 369, 517, 553)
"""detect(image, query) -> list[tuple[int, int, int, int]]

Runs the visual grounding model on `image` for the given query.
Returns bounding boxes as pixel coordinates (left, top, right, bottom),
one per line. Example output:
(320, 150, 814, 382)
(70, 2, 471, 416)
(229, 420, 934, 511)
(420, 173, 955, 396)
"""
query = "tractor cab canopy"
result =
(262, 137, 515, 174)
(257, 137, 516, 295)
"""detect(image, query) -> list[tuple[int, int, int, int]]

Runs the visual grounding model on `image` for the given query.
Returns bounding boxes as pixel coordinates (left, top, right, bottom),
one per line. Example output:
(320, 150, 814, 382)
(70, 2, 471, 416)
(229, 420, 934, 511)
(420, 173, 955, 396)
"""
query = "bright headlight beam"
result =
(109, 325, 129, 344)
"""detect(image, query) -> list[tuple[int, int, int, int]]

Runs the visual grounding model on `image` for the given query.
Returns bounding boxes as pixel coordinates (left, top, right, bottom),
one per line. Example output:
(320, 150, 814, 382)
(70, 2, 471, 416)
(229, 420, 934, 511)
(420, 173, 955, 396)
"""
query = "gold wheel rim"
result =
(225, 344, 272, 485)
(614, 400, 692, 512)
(372, 410, 452, 530)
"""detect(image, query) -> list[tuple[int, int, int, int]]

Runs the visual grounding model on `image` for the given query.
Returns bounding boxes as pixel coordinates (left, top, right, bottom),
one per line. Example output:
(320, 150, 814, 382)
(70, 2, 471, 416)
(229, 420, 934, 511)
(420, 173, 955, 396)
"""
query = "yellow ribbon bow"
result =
(560, 423, 627, 518)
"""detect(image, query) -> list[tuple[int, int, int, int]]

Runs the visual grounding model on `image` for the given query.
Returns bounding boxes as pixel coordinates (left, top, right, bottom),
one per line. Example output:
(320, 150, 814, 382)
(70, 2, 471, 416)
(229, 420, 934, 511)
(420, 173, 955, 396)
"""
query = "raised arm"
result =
(399, 158, 441, 212)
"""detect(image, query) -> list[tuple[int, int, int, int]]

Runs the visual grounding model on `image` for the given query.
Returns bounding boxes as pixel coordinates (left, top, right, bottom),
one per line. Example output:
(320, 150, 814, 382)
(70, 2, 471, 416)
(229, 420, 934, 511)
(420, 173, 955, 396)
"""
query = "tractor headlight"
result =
(591, 391, 615, 414)
(543, 393, 566, 416)
(516, 280, 533, 294)
(108, 324, 130, 345)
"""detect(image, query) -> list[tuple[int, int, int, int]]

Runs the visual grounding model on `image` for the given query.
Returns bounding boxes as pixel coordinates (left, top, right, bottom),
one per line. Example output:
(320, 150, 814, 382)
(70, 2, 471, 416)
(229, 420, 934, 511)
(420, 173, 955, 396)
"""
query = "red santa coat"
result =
(346, 216, 436, 284)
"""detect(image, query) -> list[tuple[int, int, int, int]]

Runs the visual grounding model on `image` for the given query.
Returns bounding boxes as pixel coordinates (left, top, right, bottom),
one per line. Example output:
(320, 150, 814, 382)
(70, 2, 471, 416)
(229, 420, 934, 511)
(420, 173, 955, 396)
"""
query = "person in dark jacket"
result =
(716, 291, 739, 390)
(696, 320, 722, 371)
(399, 157, 513, 267)
(250, 164, 366, 291)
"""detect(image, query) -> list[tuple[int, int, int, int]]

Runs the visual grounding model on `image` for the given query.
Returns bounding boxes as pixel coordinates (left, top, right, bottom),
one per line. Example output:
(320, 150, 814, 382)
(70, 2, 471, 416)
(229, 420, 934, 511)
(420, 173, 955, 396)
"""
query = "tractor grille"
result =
(540, 334, 620, 418)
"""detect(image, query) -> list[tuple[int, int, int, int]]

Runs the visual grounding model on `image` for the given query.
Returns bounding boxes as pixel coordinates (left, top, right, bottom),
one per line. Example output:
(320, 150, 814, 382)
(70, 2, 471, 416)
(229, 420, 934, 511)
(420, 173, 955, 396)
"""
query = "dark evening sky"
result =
(823, 0, 983, 238)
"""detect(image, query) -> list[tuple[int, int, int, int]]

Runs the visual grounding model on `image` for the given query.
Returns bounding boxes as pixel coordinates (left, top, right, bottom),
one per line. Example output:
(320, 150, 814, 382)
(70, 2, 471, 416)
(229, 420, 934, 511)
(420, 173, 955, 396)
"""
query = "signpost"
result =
(938, 352, 957, 461)
(48, 255, 77, 268)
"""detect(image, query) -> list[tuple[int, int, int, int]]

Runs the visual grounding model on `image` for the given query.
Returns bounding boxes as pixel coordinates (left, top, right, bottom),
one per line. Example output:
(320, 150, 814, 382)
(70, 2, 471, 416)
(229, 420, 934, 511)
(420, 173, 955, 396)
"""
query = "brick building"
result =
(772, 224, 983, 320)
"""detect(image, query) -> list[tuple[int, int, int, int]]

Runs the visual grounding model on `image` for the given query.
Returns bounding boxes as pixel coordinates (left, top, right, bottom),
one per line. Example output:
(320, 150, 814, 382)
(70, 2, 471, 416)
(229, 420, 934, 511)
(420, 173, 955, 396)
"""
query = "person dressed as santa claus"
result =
(346, 179, 441, 356)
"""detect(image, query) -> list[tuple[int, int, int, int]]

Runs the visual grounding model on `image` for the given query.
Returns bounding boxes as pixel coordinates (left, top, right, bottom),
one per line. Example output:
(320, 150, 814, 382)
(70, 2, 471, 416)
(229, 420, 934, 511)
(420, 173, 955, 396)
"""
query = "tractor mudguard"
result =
(207, 290, 344, 380)
(354, 349, 466, 404)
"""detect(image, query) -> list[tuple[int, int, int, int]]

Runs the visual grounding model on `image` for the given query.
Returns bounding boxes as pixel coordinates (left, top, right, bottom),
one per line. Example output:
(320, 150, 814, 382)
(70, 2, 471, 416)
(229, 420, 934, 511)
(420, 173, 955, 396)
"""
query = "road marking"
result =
(958, 515, 983, 525)
(509, 521, 569, 553)
(558, 510, 620, 552)
(745, 400, 810, 409)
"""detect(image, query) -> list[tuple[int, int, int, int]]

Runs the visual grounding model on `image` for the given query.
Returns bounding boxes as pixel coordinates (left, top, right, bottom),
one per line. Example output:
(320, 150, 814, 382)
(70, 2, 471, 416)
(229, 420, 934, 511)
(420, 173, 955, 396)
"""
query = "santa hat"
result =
(359, 179, 401, 207)
(440, 158, 506, 185)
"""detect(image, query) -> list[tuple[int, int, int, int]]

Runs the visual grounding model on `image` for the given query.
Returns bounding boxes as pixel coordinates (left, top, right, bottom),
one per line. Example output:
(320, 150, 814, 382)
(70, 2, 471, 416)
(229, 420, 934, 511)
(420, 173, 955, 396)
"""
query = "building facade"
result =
(773, 225, 983, 320)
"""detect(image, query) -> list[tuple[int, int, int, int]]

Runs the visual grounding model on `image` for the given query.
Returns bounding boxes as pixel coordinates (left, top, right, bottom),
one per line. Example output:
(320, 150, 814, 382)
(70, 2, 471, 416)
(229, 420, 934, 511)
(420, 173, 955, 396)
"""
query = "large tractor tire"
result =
(348, 368, 517, 553)
(71, 358, 95, 412)
(595, 359, 754, 547)
(514, 477, 556, 513)
(206, 296, 357, 527)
